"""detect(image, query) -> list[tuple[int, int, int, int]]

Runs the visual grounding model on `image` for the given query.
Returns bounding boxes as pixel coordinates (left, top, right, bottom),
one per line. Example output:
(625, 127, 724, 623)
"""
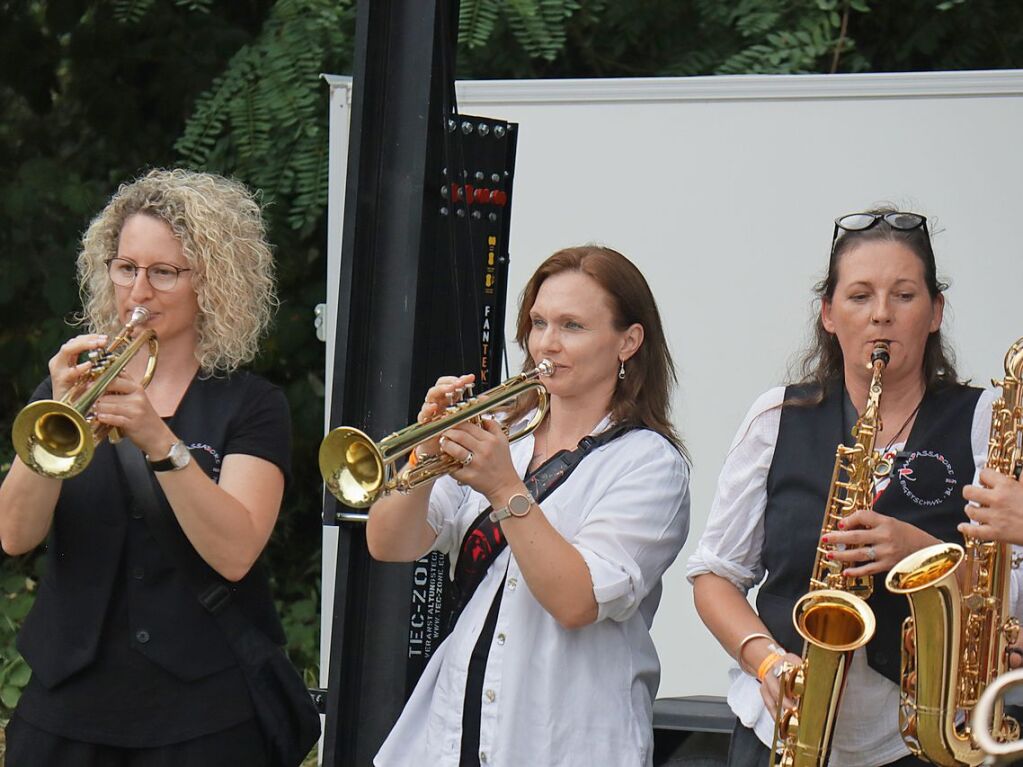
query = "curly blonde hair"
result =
(77, 168, 277, 375)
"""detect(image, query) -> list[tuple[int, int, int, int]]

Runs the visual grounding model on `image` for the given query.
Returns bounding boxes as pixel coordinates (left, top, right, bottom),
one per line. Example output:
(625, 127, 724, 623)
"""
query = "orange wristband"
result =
(756, 651, 783, 683)
(407, 449, 419, 467)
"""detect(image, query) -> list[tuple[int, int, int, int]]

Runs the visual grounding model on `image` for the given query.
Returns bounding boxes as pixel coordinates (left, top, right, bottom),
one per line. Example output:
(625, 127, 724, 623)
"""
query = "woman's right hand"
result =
(414, 373, 476, 456)
(47, 334, 108, 400)
(760, 651, 804, 717)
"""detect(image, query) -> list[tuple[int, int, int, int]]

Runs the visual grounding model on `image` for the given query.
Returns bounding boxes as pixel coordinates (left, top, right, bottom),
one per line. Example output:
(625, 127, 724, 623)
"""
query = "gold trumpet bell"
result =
(319, 426, 385, 509)
(12, 399, 94, 479)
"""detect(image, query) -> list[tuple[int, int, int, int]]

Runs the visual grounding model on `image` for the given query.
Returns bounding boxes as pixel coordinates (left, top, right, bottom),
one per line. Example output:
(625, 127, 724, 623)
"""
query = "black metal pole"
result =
(321, 1, 459, 764)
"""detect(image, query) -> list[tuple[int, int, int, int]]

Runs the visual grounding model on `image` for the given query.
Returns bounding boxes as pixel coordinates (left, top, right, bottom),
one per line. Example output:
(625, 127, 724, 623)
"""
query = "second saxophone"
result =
(885, 337, 1023, 767)
(771, 342, 892, 767)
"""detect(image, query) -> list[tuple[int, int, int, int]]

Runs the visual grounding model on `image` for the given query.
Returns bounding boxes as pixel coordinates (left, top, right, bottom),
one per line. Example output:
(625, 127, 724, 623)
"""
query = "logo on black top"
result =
(896, 449, 957, 507)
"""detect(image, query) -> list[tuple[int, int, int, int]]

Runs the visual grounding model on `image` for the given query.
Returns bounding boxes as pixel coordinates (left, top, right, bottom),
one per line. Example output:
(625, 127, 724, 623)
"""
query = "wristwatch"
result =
(489, 491, 535, 523)
(147, 439, 192, 472)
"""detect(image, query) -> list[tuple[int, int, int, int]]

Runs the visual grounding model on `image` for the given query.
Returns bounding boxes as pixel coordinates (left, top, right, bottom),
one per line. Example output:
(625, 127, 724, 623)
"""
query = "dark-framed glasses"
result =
(105, 258, 192, 292)
(830, 211, 929, 256)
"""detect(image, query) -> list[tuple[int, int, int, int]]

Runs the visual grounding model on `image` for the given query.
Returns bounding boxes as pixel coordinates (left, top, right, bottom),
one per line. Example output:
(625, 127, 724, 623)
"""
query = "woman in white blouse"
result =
(688, 209, 1007, 767)
(368, 245, 691, 767)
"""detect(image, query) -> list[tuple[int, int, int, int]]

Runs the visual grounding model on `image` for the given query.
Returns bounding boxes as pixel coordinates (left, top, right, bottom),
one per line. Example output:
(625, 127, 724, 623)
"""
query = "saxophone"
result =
(885, 337, 1023, 767)
(770, 342, 890, 767)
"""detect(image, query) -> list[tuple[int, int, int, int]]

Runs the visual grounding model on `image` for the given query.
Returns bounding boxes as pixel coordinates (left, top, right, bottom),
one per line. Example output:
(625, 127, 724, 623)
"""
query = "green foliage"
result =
(175, 0, 356, 233)
(0, 561, 36, 712)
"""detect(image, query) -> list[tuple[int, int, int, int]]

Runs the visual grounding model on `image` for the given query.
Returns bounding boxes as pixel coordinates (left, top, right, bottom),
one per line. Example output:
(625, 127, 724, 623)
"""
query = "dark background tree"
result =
(2, 0, 1023, 727)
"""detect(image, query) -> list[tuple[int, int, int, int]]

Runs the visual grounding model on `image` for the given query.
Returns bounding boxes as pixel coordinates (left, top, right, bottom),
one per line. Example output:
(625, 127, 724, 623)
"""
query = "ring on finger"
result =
(866, 545, 877, 562)
(461, 450, 473, 467)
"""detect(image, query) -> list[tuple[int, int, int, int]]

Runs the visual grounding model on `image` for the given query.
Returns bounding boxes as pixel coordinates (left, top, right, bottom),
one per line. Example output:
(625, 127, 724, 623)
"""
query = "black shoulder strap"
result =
(448, 422, 642, 627)
(113, 441, 247, 642)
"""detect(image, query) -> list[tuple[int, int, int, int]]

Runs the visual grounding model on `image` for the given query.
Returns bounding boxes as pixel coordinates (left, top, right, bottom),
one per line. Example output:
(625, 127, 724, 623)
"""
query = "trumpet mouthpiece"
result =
(128, 306, 151, 327)
(537, 359, 555, 377)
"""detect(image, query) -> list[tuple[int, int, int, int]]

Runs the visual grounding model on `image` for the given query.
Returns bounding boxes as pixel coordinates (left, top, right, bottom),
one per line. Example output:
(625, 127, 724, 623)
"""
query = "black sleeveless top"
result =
(755, 380, 982, 683)
(14, 371, 291, 746)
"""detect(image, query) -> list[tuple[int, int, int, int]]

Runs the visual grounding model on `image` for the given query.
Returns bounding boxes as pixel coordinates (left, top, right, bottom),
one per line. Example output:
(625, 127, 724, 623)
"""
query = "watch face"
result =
(169, 441, 190, 467)
(508, 493, 532, 517)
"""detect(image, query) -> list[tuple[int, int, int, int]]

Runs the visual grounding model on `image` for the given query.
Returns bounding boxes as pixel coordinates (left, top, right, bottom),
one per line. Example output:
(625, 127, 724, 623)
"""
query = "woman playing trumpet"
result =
(688, 208, 1019, 767)
(368, 246, 691, 767)
(0, 169, 301, 766)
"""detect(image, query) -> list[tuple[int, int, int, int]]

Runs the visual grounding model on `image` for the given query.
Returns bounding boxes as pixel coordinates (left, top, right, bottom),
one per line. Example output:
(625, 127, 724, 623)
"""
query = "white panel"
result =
(447, 71, 1023, 699)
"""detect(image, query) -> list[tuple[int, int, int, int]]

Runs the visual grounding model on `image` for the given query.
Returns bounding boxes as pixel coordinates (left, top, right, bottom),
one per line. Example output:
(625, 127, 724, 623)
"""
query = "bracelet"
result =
(735, 632, 772, 675)
(757, 651, 783, 683)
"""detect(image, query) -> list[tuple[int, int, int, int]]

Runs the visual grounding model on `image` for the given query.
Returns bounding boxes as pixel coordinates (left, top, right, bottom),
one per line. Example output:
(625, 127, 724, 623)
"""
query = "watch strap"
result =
(147, 440, 190, 472)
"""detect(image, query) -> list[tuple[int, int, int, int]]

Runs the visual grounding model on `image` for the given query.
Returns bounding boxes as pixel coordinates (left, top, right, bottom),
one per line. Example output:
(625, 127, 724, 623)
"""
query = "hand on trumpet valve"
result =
(48, 334, 109, 400)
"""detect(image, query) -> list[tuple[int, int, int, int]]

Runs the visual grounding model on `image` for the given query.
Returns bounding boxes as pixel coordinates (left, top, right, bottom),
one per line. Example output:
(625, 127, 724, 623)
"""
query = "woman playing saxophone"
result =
(688, 208, 1019, 767)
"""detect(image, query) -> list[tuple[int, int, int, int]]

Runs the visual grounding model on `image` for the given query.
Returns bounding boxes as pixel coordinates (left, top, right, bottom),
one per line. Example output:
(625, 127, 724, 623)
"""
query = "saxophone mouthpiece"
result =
(870, 342, 891, 367)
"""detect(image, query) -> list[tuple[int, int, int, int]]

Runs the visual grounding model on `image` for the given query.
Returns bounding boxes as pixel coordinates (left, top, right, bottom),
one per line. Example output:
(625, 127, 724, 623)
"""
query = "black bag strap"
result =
(113, 441, 250, 644)
(448, 421, 642, 626)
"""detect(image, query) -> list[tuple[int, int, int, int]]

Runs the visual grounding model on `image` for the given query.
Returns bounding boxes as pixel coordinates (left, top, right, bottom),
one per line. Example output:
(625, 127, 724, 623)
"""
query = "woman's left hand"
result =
(823, 509, 936, 578)
(440, 417, 521, 503)
(92, 370, 176, 456)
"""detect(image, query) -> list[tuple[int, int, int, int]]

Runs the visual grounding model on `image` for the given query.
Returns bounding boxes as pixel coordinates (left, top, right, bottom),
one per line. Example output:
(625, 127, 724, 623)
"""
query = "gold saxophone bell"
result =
(972, 669, 1023, 765)
(319, 359, 554, 508)
(12, 307, 159, 479)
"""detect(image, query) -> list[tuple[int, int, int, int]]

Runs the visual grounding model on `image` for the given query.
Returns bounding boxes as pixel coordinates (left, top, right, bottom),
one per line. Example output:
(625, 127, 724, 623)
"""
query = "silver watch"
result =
(147, 439, 192, 472)
(489, 491, 535, 523)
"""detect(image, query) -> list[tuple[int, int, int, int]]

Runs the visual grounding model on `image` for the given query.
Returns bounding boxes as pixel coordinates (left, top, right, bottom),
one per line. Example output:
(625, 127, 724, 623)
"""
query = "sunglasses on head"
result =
(830, 211, 929, 257)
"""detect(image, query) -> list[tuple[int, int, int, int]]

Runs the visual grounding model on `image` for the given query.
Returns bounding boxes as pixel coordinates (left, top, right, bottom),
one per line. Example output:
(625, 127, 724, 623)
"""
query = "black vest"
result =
(16, 373, 286, 688)
(755, 381, 981, 683)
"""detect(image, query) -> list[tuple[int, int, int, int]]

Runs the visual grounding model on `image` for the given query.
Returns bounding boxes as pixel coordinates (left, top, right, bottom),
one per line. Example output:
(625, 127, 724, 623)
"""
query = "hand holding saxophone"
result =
(959, 467, 1023, 545)
(758, 651, 803, 716)
(822, 508, 938, 578)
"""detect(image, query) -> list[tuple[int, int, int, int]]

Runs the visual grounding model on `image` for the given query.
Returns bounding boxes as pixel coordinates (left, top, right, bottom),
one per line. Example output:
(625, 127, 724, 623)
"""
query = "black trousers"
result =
(726, 722, 932, 767)
(4, 714, 269, 767)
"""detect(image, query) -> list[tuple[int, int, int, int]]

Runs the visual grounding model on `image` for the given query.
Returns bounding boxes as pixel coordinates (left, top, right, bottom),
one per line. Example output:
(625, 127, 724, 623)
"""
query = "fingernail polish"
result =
(821, 536, 829, 543)
(837, 521, 845, 529)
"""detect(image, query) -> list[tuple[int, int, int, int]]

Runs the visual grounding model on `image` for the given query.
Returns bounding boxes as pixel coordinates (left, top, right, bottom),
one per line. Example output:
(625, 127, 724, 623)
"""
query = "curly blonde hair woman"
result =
(0, 169, 314, 766)
(77, 168, 277, 374)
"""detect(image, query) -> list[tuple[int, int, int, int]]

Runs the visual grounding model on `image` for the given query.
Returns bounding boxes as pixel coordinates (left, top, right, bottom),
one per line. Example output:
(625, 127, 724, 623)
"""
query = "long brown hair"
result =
(793, 206, 959, 395)
(504, 245, 686, 456)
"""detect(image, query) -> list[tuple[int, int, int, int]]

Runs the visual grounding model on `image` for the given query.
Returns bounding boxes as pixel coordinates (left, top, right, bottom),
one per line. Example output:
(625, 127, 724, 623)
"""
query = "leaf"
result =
(1, 684, 21, 709)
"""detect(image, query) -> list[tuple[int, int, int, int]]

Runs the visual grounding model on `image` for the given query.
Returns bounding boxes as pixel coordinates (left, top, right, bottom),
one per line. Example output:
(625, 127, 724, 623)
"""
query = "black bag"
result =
(116, 442, 321, 767)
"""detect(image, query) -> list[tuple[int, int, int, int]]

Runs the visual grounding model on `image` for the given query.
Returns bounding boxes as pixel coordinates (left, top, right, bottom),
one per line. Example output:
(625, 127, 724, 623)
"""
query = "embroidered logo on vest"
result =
(897, 449, 957, 507)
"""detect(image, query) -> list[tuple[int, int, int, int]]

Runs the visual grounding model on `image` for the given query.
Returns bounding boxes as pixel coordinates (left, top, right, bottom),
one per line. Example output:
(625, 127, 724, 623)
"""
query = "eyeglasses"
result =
(830, 211, 929, 256)
(105, 258, 192, 292)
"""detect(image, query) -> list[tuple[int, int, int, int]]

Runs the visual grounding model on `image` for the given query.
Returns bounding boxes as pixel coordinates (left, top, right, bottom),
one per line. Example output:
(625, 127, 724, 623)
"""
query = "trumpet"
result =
(972, 669, 1023, 765)
(12, 306, 158, 479)
(319, 359, 554, 508)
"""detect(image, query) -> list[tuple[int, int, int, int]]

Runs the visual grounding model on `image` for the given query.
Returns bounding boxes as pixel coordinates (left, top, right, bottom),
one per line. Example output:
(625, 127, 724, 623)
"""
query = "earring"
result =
(618, 360, 626, 380)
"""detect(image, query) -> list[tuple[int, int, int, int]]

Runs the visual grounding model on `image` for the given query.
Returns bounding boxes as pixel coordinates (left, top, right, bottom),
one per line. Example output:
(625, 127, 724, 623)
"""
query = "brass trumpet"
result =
(319, 359, 554, 508)
(12, 306, 158, 479)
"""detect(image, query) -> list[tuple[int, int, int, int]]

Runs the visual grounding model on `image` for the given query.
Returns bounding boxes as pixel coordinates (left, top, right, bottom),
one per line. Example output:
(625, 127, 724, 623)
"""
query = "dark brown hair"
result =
(504, 245, 686, 456)
(793, 206, 959, 394)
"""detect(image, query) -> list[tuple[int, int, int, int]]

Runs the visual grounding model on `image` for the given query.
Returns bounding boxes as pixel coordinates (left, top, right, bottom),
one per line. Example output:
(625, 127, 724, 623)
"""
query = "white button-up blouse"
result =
(375, 416, 691, 767)
(686, 386, 1020, 767)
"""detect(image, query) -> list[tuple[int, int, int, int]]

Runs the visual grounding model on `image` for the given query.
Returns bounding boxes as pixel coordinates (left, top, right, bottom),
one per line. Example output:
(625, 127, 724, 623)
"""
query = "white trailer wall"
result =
(322, 70, 1023, 701)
